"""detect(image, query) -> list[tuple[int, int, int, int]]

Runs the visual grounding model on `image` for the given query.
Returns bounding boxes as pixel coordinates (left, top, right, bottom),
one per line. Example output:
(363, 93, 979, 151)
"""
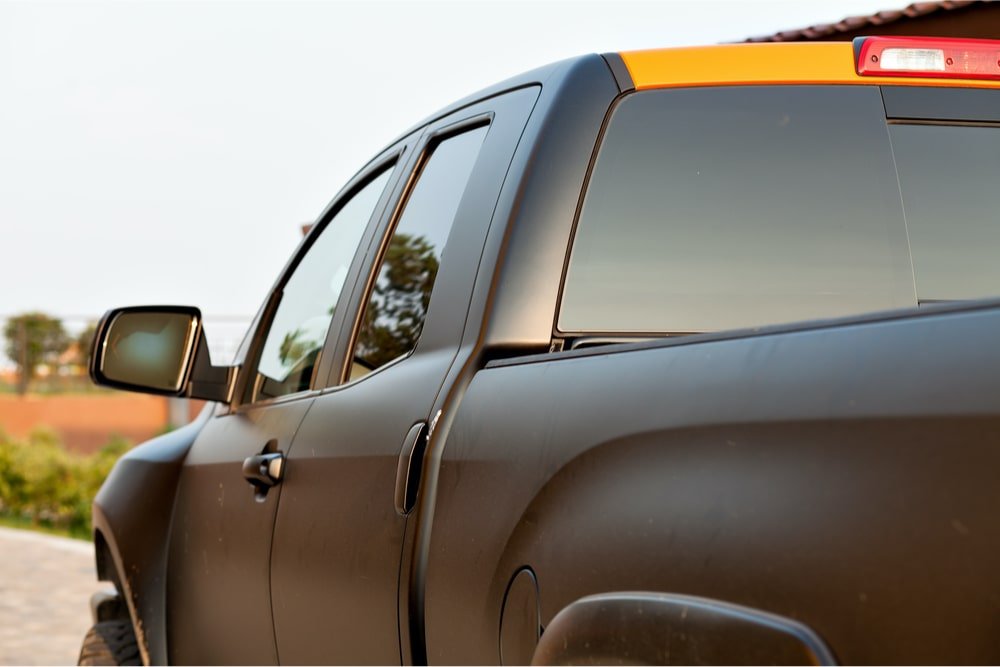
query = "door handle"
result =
(243, 452, 284, 496)
(394, 422, 429, 515)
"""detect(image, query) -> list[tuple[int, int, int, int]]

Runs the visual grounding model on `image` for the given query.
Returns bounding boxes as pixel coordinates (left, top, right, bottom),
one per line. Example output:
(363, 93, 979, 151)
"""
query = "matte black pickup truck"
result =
(82, 38, 1000, 665)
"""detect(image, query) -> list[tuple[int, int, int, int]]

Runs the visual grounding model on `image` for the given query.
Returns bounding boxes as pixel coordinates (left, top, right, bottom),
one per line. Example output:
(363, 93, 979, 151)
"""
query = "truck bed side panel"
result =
(424, 305, 1000, 664)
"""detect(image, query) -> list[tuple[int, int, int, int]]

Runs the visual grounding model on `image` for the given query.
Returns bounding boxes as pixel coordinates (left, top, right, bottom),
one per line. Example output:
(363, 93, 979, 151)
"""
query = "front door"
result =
(164, 157, 403, 664)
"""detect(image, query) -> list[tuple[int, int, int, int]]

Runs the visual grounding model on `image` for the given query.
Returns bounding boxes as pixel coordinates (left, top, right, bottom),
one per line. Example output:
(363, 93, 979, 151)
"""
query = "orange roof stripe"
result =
(621, 42, 1000, 90)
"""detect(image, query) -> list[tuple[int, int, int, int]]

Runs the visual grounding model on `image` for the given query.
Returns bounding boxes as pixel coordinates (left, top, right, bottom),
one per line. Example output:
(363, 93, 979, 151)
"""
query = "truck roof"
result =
(621, 40, 1000, 90)
(380, 38, 998, 175)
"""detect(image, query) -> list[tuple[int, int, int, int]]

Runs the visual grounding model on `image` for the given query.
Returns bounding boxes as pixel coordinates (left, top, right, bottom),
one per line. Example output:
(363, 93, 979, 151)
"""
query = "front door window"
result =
(252, 166, 394, 400)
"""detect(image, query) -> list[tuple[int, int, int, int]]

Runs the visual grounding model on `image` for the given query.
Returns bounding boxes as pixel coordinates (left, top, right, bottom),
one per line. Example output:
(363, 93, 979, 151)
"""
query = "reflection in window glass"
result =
(254, 167, 393, 399)
(560, 86, 915, 334)
(352, 125, 488, 378)
(890, 123, 1000, 301)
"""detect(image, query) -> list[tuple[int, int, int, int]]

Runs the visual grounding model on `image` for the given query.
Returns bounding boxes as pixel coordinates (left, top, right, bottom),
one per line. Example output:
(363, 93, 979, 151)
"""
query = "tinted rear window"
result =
(890, 122, 1000, 302)
(560, 85, 915, 334)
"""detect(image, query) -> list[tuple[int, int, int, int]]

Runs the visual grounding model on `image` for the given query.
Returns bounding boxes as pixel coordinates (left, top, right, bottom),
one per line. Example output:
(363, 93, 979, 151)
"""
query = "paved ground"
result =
(0, 527, 104, 666)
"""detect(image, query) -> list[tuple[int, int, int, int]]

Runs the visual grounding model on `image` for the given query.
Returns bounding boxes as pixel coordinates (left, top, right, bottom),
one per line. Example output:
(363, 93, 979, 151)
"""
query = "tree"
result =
(75, 322, 98, 370)
(2, 312, 70, 395)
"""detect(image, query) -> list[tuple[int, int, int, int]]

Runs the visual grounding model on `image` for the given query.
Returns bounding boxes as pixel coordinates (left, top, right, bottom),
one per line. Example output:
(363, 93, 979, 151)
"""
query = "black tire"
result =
(77, 620, 142, 666)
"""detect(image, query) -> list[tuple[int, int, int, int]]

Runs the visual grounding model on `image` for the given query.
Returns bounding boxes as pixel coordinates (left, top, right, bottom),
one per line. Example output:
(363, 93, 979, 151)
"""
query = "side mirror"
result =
(90, 305, 236, 403)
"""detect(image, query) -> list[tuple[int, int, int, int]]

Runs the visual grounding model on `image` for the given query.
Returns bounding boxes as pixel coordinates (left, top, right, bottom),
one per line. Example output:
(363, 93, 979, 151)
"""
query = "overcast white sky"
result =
(1, 0, 899, 334)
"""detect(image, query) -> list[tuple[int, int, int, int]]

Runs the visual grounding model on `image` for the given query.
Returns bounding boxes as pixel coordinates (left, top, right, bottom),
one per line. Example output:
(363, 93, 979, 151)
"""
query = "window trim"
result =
(336, 114, 493, 387)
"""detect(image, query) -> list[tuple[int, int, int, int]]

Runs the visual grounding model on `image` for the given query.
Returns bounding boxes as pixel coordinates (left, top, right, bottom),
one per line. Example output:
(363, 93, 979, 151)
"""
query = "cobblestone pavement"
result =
(0, 527, 104, 666)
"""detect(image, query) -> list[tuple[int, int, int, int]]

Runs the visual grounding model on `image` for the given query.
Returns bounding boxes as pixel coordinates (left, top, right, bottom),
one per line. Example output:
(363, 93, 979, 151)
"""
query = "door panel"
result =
(269, 351, 451, 664)
(164, 150, 408, 665)
(166, 401, 313, 664)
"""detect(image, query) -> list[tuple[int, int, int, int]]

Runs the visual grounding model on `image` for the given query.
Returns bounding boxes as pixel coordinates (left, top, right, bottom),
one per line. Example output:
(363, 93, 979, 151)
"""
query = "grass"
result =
(0, 513, 91, 541)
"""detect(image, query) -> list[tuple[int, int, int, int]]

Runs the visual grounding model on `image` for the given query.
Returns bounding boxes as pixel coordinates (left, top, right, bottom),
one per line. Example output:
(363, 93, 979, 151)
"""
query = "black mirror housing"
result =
(90, 305, 236, 403)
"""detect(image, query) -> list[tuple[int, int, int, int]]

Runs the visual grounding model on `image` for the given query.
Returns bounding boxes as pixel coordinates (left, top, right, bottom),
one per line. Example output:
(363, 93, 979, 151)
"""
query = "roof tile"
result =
(746, 1, 983, 42)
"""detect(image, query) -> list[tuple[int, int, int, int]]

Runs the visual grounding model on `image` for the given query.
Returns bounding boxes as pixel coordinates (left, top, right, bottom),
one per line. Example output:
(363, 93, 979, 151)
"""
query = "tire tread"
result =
(78, 620, 141, 666)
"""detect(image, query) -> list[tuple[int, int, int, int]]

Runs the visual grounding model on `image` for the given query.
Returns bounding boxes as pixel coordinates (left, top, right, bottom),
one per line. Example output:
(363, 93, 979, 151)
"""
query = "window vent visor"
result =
(855, 36, 1000, 81)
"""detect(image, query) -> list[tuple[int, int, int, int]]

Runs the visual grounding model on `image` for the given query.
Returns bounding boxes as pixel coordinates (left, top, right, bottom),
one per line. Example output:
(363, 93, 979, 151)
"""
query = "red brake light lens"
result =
(856, 36, 1000, 80)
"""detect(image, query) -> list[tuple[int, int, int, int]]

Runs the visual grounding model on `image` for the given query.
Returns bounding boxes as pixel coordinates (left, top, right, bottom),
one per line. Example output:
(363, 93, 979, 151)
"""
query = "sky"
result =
(0, 0, 900, 349)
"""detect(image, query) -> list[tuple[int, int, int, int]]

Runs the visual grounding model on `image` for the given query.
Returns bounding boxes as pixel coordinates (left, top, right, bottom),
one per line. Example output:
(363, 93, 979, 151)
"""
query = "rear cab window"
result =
(558, 84, 1000, 339)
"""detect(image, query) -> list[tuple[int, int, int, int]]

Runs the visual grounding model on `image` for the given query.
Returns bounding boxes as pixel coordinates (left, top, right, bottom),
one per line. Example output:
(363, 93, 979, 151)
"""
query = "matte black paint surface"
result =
(425, 306, 1000, 664)
(166, 400, 313, 665)
(269, 354, 441, 665)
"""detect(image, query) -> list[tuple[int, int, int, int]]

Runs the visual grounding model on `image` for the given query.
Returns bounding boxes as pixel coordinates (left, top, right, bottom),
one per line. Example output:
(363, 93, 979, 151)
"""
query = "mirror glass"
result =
(100, 311, 197, 392)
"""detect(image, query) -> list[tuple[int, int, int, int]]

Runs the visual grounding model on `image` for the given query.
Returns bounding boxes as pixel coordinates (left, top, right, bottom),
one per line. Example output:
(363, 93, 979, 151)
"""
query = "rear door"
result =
(268, 86, 540, 665)
(165, 145, 409, 665)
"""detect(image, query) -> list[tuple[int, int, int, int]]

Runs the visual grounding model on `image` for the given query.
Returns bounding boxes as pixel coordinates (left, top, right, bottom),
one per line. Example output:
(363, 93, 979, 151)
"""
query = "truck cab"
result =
(84, 38, 1000, 665)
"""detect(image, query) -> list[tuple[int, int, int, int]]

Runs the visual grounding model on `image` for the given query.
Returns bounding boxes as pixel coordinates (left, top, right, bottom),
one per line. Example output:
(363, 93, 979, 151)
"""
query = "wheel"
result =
(77, 619, 142, 666)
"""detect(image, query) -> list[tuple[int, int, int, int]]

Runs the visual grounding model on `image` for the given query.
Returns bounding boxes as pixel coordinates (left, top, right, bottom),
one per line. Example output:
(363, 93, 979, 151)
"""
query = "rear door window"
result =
(349, 124, 489, 380)
(559, 85, 916, 334)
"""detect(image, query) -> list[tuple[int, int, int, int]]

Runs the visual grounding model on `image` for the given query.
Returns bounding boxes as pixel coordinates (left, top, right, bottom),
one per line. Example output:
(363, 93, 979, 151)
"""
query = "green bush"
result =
(0, 428, 128, 538)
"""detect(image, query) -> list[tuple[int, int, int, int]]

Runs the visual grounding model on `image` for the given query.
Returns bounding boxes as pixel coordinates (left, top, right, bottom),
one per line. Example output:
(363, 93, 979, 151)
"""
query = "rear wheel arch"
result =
(532, 592, 838, 666)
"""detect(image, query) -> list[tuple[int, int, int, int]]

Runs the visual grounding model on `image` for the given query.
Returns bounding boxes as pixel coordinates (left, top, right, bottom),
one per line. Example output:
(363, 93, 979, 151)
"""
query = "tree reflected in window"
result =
(349, 124, 487, 380)
(356, 233, 439, 370)
(279, 328, 318, 367)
